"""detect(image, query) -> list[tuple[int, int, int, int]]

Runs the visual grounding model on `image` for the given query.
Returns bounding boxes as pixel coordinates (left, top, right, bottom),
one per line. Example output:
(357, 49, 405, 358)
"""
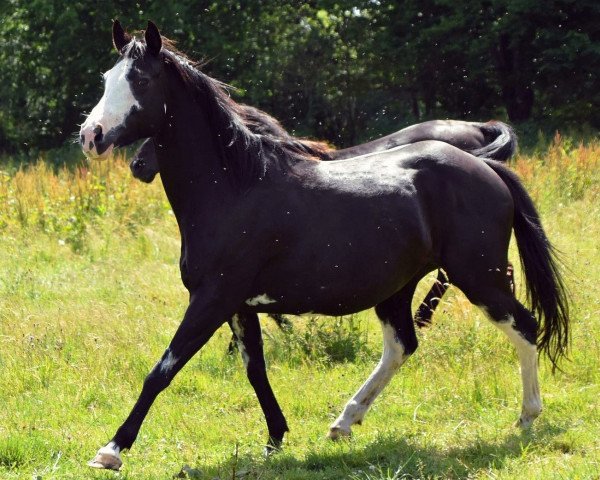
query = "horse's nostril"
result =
(93, 125, 104, 143)
(80, 134, 85, 145)
(132, 160, 145, 172)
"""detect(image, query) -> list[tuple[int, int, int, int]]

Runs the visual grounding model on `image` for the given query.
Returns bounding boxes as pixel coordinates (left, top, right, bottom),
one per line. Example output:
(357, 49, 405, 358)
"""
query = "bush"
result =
(266, 314, 373, 366)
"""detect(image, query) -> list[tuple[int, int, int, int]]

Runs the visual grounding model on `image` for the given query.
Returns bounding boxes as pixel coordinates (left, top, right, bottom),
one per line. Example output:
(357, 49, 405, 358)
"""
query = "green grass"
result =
(0, 138, 598, 479)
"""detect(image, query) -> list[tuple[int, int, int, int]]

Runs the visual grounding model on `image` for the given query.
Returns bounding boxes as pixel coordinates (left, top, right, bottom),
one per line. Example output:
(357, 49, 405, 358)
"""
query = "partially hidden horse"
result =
(129, 108, 517, 182)
(129, 109, 518, 331)
(79, 21, 569, 471)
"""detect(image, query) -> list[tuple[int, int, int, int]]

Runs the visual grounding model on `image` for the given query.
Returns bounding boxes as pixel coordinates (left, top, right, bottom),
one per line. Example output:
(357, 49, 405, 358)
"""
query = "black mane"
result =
(126, 39, 331, 188)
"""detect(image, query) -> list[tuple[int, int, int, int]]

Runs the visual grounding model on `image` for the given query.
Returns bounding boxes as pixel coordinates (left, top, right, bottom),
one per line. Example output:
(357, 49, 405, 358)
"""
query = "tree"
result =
(0, 0, 598, 155)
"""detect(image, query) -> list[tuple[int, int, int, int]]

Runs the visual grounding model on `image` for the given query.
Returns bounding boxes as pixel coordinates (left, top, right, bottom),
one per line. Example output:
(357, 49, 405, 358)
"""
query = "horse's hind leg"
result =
(227, 313, 291, 355)
(414, 263, 516, 327)
(269, 313, 292, 330)
(453, 275, 542, 428)
(414, 269, 449, 327)
(229, 313, 288, 452)
(485, 299, 541, 427)
(328, 277, 420, 440)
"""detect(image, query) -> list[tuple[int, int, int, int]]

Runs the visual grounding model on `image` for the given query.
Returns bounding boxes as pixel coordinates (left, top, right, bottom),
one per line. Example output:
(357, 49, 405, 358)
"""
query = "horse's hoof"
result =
(264, 437, 283, 457)
(516, 415, 535, 429)
(263, 446, 277, 457)
(88, 453, 122, 470)
(87, 443, 122, 470)
(327, 426, 352, 441)
(516, 408, 541, 429)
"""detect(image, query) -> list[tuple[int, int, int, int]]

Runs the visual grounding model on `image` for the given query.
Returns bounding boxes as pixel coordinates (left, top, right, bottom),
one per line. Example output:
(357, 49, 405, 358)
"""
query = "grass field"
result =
(0, 136, 598, 479)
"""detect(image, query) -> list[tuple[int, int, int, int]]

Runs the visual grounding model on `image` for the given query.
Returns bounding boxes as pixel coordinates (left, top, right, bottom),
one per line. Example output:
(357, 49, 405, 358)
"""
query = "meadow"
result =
(0, 136, 598, 479)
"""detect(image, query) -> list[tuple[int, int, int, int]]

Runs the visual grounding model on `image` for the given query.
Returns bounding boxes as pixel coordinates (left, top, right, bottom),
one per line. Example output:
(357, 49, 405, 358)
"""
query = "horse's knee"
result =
(511, 306, 538, 345)
(480, 298, 538, 346)
(143, 368, 171, 392)
(401, 330, 418, 356)
(246, 359, 267, 384)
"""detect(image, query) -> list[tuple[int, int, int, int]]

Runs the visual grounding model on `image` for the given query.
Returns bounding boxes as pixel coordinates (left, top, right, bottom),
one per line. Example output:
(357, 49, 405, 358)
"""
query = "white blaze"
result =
(82, 57, 139, 143)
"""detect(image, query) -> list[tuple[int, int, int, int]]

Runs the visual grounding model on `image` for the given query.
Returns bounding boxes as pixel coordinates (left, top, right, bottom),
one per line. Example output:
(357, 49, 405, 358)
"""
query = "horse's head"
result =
(80, 21, 166, 159)
(130, 138, 159, 183)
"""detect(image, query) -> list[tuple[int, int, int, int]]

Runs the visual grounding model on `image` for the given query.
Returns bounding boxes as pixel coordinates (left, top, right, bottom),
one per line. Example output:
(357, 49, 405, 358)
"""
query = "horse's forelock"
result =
(124, 39, 145, 59)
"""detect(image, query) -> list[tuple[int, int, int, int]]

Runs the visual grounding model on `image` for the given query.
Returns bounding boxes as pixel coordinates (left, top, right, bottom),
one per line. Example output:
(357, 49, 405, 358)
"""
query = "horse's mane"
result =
(238, 105, 289, 138)
(238, 106, 334, 159)
(125, 37, 332, 188)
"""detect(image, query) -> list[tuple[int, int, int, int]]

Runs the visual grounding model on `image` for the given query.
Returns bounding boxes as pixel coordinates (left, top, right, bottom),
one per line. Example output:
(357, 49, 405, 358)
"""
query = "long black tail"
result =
(469, 121, 518, 161)
(484, 160, 570, 371)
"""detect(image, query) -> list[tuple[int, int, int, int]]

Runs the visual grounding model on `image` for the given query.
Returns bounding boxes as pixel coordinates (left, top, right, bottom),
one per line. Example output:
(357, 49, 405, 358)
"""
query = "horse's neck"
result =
(155, 85, 233, 226)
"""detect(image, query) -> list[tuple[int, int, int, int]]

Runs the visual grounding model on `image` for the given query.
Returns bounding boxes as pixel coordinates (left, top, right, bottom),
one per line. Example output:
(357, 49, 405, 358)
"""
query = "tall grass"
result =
(513, 133, 599, 210)
(0, 139, 598, 479)
(0, 153, 171, 252)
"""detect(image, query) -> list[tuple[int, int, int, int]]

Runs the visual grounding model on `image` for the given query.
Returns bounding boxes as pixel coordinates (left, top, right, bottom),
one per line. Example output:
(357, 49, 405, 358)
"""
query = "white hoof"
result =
(517, 416, 533, 429)
(327, 426, 352, 441)
(517, 410, 540, 429)
(88, 442, 122, 470)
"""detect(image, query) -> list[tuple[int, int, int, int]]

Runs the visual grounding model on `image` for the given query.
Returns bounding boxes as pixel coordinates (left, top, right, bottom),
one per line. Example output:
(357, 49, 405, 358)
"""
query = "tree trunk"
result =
(494, 33, 535, 122)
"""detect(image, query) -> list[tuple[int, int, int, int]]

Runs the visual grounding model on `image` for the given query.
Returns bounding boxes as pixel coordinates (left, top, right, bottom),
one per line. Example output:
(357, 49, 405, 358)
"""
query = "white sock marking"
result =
(330, 323, 407, 436)
(482, 310, 542, 426)
(89, 440, 123, 470)
(97, 441, 121, 459)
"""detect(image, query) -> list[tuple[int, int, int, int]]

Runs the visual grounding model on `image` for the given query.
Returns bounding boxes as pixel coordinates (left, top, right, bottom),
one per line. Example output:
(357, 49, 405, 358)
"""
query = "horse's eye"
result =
(138, 78, 150, 87)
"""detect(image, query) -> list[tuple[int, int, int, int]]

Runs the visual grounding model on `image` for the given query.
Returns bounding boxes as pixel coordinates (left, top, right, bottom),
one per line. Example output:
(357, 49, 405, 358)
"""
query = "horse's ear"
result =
(112, 19, 131, 53)
(145, 21, 162, 56)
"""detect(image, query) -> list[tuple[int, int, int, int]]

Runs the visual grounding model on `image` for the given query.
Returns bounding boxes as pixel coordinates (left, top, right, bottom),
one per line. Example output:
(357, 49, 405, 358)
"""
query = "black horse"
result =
(129, 111, 517, 330)
(129, 112, 517, 182)
(79, 22, 569, 471)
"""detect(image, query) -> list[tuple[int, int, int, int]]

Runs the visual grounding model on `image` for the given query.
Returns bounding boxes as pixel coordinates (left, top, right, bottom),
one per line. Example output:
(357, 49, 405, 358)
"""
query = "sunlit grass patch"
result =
(0, 140, 598, 478)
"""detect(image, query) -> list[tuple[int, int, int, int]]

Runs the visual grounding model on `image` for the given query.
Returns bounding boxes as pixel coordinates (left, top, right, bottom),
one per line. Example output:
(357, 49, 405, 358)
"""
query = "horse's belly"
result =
(244, 237, 428, 316)
(240, 172, 433, 315)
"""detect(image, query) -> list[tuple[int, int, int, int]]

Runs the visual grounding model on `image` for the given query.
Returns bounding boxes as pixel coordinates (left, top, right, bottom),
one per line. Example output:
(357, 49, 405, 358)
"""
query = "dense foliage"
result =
(0, 0, 598, 154)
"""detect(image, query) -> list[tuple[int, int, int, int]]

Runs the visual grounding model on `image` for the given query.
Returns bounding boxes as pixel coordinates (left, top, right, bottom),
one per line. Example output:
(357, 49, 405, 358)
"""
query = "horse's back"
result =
(340, 140, 516, 266)
(238, 141, 515, 315)
(333, 120, 487, 160)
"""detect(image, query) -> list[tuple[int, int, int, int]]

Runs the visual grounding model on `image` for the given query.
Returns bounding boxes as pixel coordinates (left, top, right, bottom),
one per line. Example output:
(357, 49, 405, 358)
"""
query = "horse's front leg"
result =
(88, 290, 236, 470)
(229, 313, 288, 453)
